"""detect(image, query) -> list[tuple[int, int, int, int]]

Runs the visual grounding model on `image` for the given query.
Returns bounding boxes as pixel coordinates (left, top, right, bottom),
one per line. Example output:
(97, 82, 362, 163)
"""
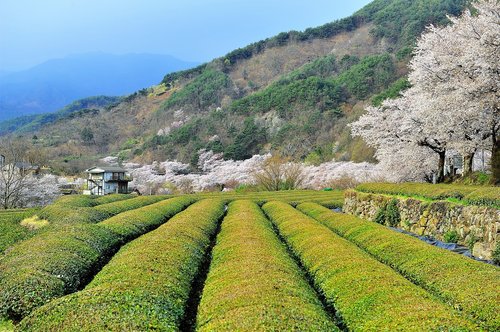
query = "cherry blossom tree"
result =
(352, 0, 499, 183)
(20, 175, 63, 207)
(0, 140, 32, 209)
(409, 0, 499, 179)
(0, 139, 62, 208)
(351, 94, 441, 182)
(116, 148, 382, 193)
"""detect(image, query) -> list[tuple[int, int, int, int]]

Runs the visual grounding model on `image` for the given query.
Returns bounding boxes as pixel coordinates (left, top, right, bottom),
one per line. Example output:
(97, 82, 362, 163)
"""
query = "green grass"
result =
(263, 201, 477, 331)
(298, 202, 500, 330)
(356, 183, 500, 208)
(0, 197, 194, 321)
(19, 199, 225, 331)
(196, 200, 338, 331)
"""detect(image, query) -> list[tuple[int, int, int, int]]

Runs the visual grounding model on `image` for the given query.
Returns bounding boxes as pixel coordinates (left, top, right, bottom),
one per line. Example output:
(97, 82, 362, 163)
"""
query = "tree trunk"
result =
(462, 152, 475, 177)
(492, 134, 500, 185)
(437, 151, 446, 183)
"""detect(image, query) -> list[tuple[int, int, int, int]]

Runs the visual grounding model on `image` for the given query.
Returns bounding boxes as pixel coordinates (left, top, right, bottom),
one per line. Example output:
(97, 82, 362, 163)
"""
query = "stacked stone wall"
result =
(343, 190, 499, 259)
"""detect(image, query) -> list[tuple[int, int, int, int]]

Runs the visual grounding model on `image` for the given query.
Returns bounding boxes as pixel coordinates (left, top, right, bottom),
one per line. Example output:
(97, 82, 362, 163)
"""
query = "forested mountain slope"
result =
(2, 0, 469, 173)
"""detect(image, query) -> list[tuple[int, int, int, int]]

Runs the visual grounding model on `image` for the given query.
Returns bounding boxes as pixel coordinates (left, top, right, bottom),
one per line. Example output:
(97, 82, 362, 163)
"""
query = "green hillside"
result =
(0, 0, 469, 173)
(0, 96, 121, 135)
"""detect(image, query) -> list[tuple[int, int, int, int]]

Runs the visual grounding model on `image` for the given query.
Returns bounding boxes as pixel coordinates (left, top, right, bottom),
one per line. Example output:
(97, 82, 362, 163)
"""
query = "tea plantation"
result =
(0, 190, 498, 331)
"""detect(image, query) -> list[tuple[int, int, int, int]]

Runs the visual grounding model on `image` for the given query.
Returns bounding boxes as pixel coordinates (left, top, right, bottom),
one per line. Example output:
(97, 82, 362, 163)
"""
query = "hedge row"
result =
(43, 195, 99, 208)
(39, 194, 132, 210)
(262, 201, 476, 331)
(92, 195, 167, 219)
(193, 190, 344, 207)
(196, 200, 338, 331)
(92, 194, 134, 205)
(297, 202, 500, 330)
(0, 208, 39, 254)
(39, 195, 166, 223)
(0, 196, 194, 321)
(20, 199, 225, 331)
(356, 183, 500, 207)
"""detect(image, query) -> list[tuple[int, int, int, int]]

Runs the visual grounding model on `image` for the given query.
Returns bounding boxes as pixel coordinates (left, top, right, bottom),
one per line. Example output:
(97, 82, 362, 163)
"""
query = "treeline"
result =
(162, 0, 468, 86)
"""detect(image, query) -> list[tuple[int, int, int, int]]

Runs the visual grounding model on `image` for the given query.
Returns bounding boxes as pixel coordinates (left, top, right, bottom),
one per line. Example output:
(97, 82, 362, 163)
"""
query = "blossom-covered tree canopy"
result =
(351, 0, 499, 183)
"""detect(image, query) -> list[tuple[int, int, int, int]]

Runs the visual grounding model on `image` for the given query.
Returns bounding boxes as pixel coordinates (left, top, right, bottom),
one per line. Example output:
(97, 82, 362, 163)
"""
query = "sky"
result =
(0, 0, 372, 72)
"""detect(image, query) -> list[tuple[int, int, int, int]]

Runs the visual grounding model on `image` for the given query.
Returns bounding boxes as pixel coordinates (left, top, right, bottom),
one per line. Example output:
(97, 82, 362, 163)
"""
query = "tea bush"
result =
(263, 201, 476, 331)
(0, 197, 194, 321)
(197, 201, 338, 331)
(20, 199, 224, 331)
(298, 202, 500, 330)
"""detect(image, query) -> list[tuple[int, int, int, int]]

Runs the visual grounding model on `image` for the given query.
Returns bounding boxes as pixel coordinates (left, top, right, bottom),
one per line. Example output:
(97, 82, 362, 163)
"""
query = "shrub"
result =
(92, 195, 167, 220)
(326, 173, 360, 190)
(20, 199, 224, 331)
(443, 230, 459, 243)
(196, 201, 338, 331)
(493, 243, 500, 265)
(262, 201, 475, 331)
(385, 199, 400, 227)
(463, 187, 500, 207)
(0, 197, 194, 321)
(466, 234, 478, 251)
(374, 207, 386, 224)
(372, 199, 400, 227)
(42, 194, 132, 210)
(252, 155, 304, 191)
(46, 195, 97, 208)
(297, 202, 500, 330)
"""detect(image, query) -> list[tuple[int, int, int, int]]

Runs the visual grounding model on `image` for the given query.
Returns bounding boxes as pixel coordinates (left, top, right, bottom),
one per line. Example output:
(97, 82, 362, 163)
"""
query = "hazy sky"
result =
(0, 0, 372, 71)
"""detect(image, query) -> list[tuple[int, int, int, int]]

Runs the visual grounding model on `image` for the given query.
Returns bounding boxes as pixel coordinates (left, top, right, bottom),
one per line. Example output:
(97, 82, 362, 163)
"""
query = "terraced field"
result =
(1, 190, 498, 331)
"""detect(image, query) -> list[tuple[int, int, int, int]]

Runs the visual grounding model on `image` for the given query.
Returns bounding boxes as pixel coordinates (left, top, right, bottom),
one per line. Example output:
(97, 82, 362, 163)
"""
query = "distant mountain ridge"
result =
(0, 53, 199, 121)
(0, 96, 122, 134)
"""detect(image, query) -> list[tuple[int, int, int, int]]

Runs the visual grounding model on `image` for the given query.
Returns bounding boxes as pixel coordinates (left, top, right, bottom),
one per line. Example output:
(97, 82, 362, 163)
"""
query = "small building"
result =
(84, 166, 132, 195)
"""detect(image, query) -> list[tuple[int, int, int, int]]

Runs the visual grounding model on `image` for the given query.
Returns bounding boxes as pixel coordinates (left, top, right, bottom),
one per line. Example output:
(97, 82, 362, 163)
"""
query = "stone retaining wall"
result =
(343, 190, 499, 260)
